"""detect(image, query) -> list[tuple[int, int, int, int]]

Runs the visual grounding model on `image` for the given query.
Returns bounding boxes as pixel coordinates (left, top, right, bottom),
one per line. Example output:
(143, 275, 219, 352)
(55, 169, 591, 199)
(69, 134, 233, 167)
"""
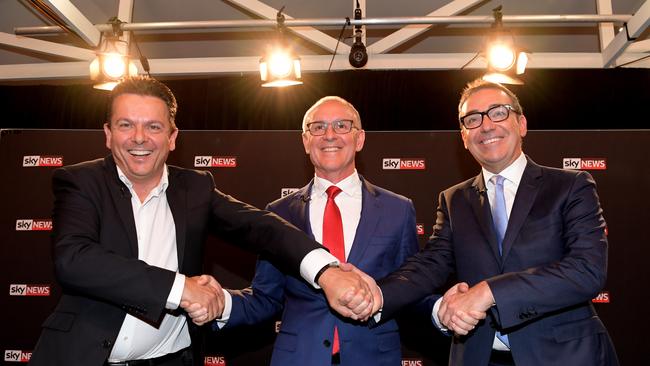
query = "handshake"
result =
(180, 263, 383, 325)
(437, 281, 494, 335)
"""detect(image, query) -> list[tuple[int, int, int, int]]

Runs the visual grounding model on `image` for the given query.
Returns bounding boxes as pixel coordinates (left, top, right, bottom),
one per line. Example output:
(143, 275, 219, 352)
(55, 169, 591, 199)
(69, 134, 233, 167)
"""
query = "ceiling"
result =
(1, 0, 649, 84)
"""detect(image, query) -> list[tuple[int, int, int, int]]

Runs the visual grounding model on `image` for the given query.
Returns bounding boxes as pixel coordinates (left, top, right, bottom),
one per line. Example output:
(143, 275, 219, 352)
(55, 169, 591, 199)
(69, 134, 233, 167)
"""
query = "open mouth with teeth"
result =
(129, 150, 152, 157)
(480, 137, 503, 145)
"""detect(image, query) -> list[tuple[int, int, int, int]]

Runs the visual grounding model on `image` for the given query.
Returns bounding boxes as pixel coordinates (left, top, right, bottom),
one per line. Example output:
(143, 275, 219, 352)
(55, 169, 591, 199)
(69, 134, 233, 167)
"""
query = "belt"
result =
(105, 347, 191, 366)
(331, 352, 340, 365)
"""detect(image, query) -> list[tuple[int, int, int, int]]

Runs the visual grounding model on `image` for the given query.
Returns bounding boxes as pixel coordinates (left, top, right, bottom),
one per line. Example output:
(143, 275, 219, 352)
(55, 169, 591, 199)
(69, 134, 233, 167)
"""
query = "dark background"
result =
(1, 69, 648, 131)
(1, 68, 648, 365)
(1, 128, 648, 365)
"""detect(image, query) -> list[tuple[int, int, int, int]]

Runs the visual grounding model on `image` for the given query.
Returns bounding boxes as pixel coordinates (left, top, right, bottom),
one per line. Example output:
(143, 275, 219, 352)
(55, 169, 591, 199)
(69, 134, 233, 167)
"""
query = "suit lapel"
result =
(346, 177, 381, 265)
(501, 158, 542, 262)
(166, 167, 188, 268)
(286, 182, 314, 237)
(469, 173, 502, 263)
(104, 156, 139, 258)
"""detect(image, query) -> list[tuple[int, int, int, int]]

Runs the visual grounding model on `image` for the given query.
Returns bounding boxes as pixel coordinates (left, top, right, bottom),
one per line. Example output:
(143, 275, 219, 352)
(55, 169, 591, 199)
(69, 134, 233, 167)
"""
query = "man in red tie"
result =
(212, 96, 419, 365)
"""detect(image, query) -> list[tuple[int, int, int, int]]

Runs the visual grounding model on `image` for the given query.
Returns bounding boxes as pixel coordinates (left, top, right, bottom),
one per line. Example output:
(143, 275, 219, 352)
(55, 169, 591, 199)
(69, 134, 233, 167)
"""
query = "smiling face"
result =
(460, 88, 527, 173)
(104, 93, 178, 189)
(302, 100, 365, 183)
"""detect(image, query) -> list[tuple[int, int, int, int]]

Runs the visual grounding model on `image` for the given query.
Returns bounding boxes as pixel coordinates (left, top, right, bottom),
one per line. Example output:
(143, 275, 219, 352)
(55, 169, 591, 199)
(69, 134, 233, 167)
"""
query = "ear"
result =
(103, 123, 112, 150)
(460, 128, 469, 150)
(518, 114, 528, 138)
(355, 129, 366, 152)
(302, 132, 311, 154)
(168, 128, 179, 151)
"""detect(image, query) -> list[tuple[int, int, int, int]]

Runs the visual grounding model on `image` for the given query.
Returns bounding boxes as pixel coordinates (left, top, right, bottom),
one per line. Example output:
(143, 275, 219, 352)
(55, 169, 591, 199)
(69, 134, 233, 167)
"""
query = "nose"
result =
(322, 123, 338, 139)
(479, 114, 496, 131)
(132, 124, 146, 144)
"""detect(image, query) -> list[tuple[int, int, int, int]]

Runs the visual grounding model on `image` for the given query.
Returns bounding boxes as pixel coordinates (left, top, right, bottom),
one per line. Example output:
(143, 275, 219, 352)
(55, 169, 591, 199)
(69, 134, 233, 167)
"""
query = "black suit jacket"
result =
(29, 155, 322, 366)
(378, 157, 619, 366)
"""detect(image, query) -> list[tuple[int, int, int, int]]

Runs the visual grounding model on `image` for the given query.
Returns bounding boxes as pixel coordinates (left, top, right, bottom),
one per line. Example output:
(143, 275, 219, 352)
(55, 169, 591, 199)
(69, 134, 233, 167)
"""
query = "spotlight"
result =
(259, 7, 302, 88)
(482, 6, 529, 85)
(89, 18, 138, 90)
(89, 40, 138, 90)
(348, 1, 367, 68)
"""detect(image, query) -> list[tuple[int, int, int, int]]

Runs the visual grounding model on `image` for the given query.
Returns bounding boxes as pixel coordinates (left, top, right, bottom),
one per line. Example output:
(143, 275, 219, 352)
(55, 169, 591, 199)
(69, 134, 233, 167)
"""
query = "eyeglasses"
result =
(459, 104, 520, 129)
(305, 119, 357, 136)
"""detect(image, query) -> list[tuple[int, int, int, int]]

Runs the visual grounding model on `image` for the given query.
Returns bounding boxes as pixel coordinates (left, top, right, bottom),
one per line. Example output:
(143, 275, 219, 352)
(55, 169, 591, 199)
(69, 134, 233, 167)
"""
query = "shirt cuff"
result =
(431, 297, 448, 331)
(300, 248, 339, 288)
(214, 289, 232, 329)
(166, 273, 186, 310)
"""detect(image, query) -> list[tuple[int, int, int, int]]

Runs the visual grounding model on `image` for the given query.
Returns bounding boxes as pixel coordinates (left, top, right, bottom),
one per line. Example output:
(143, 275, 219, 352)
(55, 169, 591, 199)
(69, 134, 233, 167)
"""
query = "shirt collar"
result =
(312, 170, 361, 198)
(482, 152, 527, 187)
(116, 164, 169, 198)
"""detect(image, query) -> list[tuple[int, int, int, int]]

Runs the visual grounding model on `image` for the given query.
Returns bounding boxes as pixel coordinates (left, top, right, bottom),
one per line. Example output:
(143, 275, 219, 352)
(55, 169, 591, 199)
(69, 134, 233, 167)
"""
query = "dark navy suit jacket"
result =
(378, 157, 619, 366)
(224, 176, 418, 366)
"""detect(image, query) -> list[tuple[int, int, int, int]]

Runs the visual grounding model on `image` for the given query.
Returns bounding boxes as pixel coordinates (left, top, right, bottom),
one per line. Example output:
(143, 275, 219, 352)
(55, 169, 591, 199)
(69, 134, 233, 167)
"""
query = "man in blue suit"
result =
(369, 79, 619, 365)
(213, 96, 419, 365)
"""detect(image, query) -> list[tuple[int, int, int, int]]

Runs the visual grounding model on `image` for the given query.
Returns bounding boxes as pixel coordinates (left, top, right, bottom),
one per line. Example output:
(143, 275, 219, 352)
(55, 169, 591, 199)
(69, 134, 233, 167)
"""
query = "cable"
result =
(461, 52, 481, 69)
(328, 17, 350, 72)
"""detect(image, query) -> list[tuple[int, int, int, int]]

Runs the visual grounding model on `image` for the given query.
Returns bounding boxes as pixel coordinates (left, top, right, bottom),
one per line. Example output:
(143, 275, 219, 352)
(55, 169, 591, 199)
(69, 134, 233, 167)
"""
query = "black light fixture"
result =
(483, 6, 529, 85)
(348, 0, 368, 68)
(89, 17, 138, 90)
(259, 7, 302, 88)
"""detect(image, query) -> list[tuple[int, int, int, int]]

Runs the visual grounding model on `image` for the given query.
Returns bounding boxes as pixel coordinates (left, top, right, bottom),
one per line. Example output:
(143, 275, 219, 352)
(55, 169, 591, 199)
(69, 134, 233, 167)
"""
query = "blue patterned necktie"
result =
(491, 175, 511, 348)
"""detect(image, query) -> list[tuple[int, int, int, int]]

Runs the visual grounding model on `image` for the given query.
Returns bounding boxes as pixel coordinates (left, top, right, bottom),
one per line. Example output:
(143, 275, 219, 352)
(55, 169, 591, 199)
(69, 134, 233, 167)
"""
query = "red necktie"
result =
(323, 185, 345, 355)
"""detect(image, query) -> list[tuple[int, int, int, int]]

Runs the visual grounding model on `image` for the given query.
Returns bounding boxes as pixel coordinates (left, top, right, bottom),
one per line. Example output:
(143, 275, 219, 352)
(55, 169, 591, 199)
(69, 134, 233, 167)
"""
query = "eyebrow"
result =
(464, 103, 505, 115)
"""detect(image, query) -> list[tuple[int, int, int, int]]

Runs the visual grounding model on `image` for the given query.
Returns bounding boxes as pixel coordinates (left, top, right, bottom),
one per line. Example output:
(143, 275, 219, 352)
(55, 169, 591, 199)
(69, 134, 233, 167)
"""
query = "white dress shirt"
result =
(108, 165, 189, 362)
(432, 152, 527, 351)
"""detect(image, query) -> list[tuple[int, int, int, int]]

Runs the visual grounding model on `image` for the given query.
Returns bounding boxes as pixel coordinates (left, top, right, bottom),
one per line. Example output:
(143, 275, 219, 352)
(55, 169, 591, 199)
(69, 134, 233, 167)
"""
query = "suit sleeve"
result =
(206, 173, 322, 275)
(487, 171, 608, 329)
(52, 168, 175, 323)
(222, 258, 287, 329)
(378, 191, 456, 320)
(218, 201, 298, 329)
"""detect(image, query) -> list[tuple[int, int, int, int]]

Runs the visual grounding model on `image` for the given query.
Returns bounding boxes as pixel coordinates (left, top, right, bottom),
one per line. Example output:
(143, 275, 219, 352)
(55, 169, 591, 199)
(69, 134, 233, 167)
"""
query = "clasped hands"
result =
(437, 281, 493, 335)
(181, 274, 224, 326)
(182, 264, 383, 326)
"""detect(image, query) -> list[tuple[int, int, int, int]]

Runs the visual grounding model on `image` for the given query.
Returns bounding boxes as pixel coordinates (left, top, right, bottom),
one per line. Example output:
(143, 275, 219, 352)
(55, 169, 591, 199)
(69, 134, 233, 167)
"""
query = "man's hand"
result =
(318, 265, 374, 321)
(180, 275, 224, 326)
(339, 262, 382, 317)
(438, 281, 491, 335)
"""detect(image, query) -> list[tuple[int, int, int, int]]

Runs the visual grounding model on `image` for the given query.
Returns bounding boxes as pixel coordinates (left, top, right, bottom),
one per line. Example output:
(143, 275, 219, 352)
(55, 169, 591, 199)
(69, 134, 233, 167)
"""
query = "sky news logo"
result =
(22, 155, 63, 167)
(280, 188, 300, 198)
(562, 158, 606, 170)
(402, 359, 424, 366)
(416, 224, 425, 235)
(15, 219, 52, 231)
(382, 158, 426, 170)
(194, 156, 237, 168)
(4, 350, 31, 363)
(592, 291, 610, 303)
(204, 356, 226, 366)
(9, 284, 51, 297)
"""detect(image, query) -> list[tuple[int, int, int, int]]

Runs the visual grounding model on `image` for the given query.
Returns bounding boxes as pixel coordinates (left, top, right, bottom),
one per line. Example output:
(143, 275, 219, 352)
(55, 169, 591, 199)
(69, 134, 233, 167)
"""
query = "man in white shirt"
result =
(29, 77, 375, 366)
(367, 79, 618, 365)
(211, 97, 419, 366)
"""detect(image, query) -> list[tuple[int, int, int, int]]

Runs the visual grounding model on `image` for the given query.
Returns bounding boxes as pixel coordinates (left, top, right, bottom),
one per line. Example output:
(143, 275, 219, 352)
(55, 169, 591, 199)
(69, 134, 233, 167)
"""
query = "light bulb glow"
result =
(102, 53, 127, 79)
(268, 51, 293, 78)
(488, 44, 515, 71)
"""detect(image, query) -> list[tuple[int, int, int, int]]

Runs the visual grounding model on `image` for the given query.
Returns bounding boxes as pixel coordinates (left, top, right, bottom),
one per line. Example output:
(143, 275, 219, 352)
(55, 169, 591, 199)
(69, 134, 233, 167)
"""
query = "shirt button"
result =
(323, 340, 331, 348)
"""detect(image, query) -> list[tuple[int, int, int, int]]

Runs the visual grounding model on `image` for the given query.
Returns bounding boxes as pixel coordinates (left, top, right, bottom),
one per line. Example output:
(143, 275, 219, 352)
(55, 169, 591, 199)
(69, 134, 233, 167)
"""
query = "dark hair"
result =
(458, 78, 523, 121)
(107, 76, 178, 130)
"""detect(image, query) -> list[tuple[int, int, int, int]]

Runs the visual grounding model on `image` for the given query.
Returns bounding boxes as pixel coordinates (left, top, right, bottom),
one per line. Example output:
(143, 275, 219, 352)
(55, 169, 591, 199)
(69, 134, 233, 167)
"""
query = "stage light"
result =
(259, 7, 302, 88)
(482, 6, 529, 85)
(89, 18, 139, 90)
